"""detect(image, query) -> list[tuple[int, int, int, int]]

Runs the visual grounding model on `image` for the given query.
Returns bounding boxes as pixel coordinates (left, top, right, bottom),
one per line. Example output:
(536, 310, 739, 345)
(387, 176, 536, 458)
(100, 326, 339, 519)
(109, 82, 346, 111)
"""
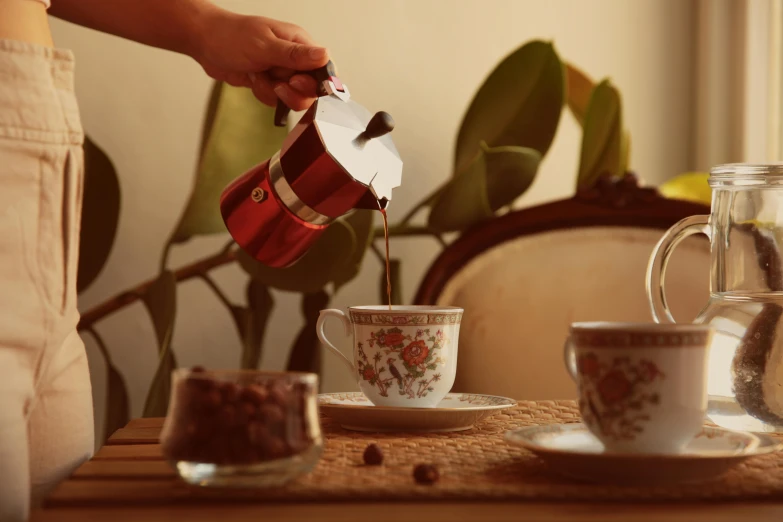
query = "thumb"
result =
(266, 39, 329, 71)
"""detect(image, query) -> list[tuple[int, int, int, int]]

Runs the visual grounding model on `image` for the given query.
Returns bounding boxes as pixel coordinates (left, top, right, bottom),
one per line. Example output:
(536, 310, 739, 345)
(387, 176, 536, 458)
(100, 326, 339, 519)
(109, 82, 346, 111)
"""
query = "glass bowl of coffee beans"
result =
(160, 367, 322, 487)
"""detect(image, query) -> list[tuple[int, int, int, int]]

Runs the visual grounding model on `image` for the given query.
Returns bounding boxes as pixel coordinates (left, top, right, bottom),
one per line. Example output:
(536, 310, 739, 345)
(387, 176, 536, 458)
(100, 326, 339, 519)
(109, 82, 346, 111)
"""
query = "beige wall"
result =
(49, 0, 695, 442)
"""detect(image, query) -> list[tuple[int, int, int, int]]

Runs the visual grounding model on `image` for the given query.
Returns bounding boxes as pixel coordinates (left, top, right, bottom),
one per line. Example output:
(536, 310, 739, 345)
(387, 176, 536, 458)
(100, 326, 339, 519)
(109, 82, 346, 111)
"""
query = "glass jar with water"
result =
(647, 164, 783, 433)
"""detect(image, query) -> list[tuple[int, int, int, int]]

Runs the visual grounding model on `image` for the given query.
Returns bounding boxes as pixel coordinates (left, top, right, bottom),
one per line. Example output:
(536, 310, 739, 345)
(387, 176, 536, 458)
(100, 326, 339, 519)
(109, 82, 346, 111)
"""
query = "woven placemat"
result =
(53, 401, 783, 505)
(278, 400, 783, 502)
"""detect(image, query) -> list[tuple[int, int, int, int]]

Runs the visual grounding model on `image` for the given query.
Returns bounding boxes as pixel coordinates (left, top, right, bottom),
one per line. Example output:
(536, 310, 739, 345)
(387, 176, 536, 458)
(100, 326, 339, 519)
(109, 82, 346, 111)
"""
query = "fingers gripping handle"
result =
(645, 215, 711, 324)
(316, 309, 356, 377)
(274, 60, 339, 127)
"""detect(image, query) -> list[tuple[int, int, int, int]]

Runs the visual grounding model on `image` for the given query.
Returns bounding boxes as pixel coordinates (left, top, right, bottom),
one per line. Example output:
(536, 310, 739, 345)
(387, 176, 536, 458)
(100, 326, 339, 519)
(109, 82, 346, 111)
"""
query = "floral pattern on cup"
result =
(356, 327, 446, 399)
(577, 352, 666, 442)
(317, 306, 462, 408)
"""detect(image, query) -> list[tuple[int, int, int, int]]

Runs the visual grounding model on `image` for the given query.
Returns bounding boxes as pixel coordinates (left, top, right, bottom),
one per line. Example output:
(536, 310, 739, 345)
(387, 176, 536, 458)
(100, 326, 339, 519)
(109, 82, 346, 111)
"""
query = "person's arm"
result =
(49, 0, 329, 110)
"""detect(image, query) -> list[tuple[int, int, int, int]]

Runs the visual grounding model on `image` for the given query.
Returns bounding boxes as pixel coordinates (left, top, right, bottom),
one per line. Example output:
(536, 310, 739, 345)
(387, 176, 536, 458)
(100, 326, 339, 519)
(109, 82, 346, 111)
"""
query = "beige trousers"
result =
(0, 39, 94, 521)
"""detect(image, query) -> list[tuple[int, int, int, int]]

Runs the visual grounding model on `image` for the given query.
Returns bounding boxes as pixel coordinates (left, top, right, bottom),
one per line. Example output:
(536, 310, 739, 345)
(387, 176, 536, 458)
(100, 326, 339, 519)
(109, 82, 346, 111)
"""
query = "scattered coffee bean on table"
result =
(413, 464, 439, 484)
(363, 444, 384, 465)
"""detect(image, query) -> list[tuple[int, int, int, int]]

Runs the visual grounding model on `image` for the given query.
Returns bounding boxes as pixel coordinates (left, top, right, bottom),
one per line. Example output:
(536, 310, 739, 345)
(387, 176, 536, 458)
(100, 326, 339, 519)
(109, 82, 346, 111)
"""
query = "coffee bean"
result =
(259, 403, 284, 425)
(202, 388, 222, 411)
(363, 444, 384, 465)
(186, 375, 214, 393)
(228, 432, 253, 464)
(184, 421, 198, 438)
(248, 421, 270, 445)
(218, 404, 237, 426)
(413, 464, 439, 484)
(269, 383, 290, 407)
(236, 401, 256, 425)
(263, 438, 288, 460)
(240, 384, 269, 405)
(221, 382, 241, 403)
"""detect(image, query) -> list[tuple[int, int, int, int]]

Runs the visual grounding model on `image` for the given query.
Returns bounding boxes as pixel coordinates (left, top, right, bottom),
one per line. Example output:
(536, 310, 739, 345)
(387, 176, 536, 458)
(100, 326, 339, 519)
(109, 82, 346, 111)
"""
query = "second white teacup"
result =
(564, 322, 714, 454)
(316, 305, 463, 408)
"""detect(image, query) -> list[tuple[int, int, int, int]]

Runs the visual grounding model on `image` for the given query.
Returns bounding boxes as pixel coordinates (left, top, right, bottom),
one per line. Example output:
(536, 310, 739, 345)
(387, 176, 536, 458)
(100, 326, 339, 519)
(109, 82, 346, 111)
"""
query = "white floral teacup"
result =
(564, 322, 715, 454)
(316, 306, 463, 408)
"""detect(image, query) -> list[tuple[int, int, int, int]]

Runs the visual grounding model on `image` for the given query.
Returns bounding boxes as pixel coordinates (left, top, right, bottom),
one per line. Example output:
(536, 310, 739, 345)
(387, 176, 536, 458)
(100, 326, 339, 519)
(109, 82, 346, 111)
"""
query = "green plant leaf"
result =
(454, 40, 563, 172)
(428, 143, 542, 232)
(379, 258, 402, 306)
(287, 290, 330, 373)
(77, 135, 120, 293)
(577, 80, 623, 188)
(197, 81, 223, 162)
(620, 132, 631, 177)
(566, 65, 633, 175)
(236, 280, 274, 369)
(564, 63, 594, 127)
(237, 219, 357, 293)
(141, 270, 177, 417)
(332, 209, 375, 293)
(170, 83, 287, 243)
(658, 172, 711, 205)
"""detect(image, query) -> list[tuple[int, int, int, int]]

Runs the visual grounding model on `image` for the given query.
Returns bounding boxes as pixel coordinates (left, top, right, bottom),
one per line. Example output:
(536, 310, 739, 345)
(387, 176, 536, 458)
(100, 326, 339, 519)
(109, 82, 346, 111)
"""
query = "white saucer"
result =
(318, 392, 516, 432)
(505, 423, 782, 485)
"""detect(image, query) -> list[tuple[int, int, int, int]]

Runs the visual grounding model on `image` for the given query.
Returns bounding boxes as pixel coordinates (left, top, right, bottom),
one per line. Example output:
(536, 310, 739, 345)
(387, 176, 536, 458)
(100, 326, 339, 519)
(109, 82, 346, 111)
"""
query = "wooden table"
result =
(31, 417, 783, 522)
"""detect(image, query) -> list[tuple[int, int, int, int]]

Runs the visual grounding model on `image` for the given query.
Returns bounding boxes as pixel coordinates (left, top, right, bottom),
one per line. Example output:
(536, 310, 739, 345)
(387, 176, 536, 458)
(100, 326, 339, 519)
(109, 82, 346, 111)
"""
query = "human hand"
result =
(194, 8, 330, 111)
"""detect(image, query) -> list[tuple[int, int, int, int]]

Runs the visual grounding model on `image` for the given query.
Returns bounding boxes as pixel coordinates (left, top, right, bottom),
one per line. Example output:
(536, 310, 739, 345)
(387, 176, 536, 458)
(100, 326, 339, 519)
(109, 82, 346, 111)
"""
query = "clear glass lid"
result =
(710, 163, 783, 187)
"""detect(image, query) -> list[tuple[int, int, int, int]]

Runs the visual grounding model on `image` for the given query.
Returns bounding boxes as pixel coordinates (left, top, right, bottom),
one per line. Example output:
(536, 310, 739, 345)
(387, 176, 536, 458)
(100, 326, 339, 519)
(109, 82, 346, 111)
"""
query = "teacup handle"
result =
(563, 337, 578, 381)
(645, 215, 711, 324)
(316, 309, 357, 377)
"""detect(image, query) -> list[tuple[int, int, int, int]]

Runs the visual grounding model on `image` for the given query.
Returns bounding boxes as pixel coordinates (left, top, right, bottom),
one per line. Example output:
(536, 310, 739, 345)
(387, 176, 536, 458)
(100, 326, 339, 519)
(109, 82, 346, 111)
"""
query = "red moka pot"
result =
(220, 62, 402, 268)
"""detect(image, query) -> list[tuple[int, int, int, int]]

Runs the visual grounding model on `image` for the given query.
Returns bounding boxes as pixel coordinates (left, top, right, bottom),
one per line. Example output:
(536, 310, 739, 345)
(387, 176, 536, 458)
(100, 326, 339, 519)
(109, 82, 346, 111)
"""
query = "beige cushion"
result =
(435, 226, 711, 400)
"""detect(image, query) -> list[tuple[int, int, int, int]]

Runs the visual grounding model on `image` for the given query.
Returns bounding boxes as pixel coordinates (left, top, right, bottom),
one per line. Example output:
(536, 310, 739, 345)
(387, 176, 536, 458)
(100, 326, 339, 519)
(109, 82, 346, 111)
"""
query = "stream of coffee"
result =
(379, 206, 392, 310)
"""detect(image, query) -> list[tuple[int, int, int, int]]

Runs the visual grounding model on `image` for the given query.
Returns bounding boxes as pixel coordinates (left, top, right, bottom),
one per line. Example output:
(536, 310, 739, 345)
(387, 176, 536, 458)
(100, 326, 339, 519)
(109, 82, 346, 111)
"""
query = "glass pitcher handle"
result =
(645, 215, 711, 323)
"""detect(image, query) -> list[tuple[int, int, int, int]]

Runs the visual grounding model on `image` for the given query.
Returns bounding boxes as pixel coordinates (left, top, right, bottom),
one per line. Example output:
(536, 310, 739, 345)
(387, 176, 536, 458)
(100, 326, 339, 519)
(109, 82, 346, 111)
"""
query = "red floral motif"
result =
(596, 370, 632, 405)
(357, 328, 448, 399)
(639, 359, 663, 383)
(402, 340, 429, 366)
(576, 352, 665, 442)
(392, 316, 408, 324)
(577, 353, 600, 377)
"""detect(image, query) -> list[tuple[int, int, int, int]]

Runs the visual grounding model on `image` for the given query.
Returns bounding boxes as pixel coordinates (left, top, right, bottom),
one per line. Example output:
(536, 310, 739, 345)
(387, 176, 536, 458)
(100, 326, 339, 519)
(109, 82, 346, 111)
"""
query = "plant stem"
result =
(78, 248, 238, 331)
(397, 186, 445, 226)
(85, 327, 113, 364)
(159, 232, 176, 273)
(199, 273, 235, 311)
(220, 238, 235, 256)
(159, 244, 170, 273)
(373, 225, 439, 237)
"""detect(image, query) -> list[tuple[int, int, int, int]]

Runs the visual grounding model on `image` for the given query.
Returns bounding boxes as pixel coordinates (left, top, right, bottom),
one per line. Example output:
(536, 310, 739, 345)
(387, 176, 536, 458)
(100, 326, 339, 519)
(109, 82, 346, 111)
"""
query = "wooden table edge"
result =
(31, 500, 783, 522)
